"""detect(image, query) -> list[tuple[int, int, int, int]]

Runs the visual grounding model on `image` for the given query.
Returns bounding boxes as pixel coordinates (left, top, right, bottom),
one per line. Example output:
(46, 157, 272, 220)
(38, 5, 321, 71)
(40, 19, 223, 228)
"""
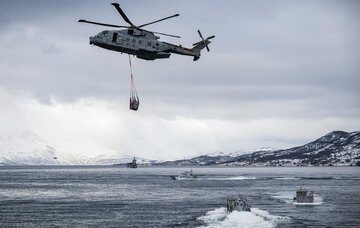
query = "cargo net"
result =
(129, 55, 139, 111)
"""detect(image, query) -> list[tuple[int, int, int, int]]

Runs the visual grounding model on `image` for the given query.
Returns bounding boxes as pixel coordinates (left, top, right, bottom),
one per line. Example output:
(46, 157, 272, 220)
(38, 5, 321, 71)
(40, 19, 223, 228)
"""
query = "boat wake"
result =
(271, 176, 360, 180)
(271, 191, 323, 205)
(172, 177, 197, 181)
(207, 176, 256, 180)
(197, 207, 289, 228)
(273, 177, 301, 180)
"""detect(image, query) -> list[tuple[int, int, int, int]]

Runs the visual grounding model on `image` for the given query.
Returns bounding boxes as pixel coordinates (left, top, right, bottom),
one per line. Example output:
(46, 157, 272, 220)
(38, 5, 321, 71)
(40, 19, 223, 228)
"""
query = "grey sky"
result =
(0, 0, 359, 160)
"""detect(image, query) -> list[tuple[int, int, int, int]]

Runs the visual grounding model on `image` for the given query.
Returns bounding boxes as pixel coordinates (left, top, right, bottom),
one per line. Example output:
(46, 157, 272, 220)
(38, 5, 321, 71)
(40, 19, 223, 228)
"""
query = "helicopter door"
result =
(117, 35, 123, 44)
(112, 32, 118, 43)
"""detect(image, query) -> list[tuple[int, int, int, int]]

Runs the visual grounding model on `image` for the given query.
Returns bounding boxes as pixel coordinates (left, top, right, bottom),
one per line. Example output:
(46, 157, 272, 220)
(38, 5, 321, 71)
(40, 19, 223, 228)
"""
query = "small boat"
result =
(170, 169, 197, 180)
(226, 195, 251, 213)
(293, 187, 314, 203)
(126, 157, 137, 168)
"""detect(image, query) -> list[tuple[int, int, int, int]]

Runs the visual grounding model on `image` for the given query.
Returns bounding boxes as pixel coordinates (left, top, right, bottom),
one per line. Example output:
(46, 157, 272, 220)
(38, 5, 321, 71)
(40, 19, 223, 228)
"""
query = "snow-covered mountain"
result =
(0, 130, 72, 165)
(158, 131, 360, 167)
(2, 130, 359, 166)
(0, 130, 157, 166)
(87, 154, 159, 165)
(231, 130, 360, 166)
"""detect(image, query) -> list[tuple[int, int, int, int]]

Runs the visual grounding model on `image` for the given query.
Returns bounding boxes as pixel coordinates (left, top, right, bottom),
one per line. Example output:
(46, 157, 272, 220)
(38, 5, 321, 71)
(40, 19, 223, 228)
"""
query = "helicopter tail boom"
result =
(190, 30, 215, 60)
(191, 40, 211, 52)
(190, 41, 209, 61)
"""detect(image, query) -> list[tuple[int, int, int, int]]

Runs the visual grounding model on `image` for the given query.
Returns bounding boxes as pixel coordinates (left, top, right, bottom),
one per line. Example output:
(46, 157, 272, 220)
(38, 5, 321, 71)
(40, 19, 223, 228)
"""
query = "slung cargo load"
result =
(128, 56, 139, 111)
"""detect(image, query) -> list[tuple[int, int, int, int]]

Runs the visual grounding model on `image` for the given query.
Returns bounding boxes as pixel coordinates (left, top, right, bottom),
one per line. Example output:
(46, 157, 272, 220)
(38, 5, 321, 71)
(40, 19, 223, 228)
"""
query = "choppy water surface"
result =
(0, 166, 359, 227)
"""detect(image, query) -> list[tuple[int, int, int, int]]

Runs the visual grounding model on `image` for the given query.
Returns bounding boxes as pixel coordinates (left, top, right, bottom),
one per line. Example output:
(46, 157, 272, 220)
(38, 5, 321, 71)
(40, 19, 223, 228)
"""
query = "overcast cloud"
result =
(0, 0, 359, 160)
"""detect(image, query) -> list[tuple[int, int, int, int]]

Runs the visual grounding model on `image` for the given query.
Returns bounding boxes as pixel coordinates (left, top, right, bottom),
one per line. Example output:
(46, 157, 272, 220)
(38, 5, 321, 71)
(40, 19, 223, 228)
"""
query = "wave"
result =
(226, 176, 257, 180)
(334, 176, 360, 180)
(300, 176, 334, 180)
(197, 207, 289, 228)
(292, 201, 323, 205)
(272, 176, 360, 180)
(310, 176, 360, 180)
(174, 177, 197, 181)
(271, 191, 323, 205)
(207, 176, 256, 180)
(273, 177, 301, 180)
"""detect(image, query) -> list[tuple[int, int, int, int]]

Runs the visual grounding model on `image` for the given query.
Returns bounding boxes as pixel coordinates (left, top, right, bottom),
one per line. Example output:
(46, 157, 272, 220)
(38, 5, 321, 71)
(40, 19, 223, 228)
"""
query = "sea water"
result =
(0, 166, 359, 227)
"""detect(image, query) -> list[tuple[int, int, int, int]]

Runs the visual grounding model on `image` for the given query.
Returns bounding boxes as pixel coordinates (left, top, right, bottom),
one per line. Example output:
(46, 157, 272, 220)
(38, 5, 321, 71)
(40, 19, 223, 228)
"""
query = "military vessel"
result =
(226, 195, 251, 213)
(293, 187, 314, 203)
(126, 157, 137, 168)
(170, 169, 197, 180)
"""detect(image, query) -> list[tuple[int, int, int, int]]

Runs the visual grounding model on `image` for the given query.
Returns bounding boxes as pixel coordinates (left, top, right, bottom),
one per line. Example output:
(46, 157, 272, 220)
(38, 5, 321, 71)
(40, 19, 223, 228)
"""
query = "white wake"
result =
(271, 191, 323, 205)
(207, 176, 256, 180)
(197, 207, 289, 228)
(274, 177, 300, 180)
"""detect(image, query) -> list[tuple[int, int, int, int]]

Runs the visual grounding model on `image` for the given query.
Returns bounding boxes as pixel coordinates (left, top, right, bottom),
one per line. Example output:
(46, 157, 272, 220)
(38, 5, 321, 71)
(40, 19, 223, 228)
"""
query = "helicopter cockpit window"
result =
(98, 31, 108, 37)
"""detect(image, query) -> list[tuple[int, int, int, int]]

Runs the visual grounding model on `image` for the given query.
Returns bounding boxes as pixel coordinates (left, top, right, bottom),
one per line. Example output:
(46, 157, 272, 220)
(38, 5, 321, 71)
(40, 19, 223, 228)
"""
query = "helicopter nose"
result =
(89, 36, 95, 45)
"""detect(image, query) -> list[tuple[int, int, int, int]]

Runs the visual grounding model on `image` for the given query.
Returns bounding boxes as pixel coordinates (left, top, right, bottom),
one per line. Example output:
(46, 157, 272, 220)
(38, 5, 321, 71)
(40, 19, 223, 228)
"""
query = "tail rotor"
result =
(193, 30, 215, 52)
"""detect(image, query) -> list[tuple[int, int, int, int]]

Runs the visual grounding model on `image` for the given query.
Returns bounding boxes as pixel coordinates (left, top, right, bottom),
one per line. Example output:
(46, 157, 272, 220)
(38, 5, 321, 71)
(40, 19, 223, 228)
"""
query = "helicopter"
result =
(78, 3, 215, 61)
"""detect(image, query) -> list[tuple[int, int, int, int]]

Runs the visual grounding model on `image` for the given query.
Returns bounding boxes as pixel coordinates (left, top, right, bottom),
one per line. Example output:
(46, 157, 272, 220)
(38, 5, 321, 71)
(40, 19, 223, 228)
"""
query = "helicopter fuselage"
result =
(89, 29, 203, 61)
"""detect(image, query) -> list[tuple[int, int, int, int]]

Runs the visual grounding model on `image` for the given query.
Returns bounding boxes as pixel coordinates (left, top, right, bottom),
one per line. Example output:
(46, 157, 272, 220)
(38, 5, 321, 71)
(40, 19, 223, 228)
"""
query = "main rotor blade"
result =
(152, 30, 181, 38)
(138, 14, 180, 28)
(111, 3, 134, 27)
(207, 35, 215, 39)
(78, 19, 128, 28)
(141, 29, 180, 38)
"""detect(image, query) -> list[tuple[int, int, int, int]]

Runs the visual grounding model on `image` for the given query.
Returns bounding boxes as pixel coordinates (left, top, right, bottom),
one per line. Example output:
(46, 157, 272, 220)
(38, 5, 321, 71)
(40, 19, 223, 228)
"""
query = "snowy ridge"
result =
(159, 131, 360, 167)
(0, 130, 71, 165)
(87, 154, 159, 165)
(208, 147, 276, 158)
(0, 130, 158, 166)
(1, 130, 359, 166)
